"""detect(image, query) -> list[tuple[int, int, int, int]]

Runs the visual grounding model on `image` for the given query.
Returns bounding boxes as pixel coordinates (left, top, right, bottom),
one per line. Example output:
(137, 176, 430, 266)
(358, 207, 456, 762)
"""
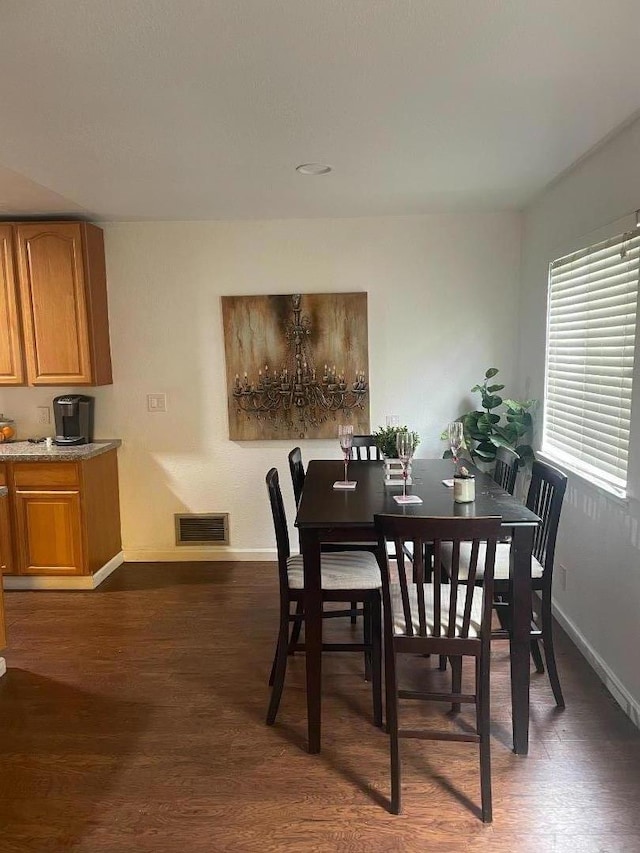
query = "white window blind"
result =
(543, 229, 639, 495)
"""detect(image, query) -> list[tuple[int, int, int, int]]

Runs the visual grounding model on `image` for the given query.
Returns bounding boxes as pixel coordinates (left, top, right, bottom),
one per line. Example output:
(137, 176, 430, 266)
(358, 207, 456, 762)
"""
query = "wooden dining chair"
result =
(493, 460, 568, 706)
(265, 467, 383, 728)
(492, 446, 519, 495)
(440, 460, 568, 707)
(288, 445, 378, 625)
(350, 434, 382, 460)
(375, 513, 501, 822)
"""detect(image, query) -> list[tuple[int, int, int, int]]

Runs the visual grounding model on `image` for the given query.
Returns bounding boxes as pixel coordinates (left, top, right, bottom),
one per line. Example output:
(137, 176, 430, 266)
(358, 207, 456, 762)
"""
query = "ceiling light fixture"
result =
(296, 163, 332, 175)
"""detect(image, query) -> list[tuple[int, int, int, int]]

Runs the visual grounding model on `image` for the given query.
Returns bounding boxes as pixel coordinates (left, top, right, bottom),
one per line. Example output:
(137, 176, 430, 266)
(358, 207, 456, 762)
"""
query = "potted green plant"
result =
(373, 424, 420, 459)
(442, 368, 535, 466)
(373, 424, 421, 485)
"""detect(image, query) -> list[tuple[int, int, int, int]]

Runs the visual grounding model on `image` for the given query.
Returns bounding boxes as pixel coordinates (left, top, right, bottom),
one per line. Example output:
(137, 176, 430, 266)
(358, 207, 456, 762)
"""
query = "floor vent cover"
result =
(175, 513, 229, 546)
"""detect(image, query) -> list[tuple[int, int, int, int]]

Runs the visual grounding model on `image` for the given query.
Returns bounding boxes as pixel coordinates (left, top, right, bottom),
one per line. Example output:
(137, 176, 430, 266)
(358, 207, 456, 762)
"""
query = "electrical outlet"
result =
(37, 406, 51, 425)
(558, 564, 567, 592)
(147, 393, 167, 413)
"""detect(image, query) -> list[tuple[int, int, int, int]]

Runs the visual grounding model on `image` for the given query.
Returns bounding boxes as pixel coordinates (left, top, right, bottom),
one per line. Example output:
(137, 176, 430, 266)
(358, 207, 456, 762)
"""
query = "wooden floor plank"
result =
(0, 561, 638, 852)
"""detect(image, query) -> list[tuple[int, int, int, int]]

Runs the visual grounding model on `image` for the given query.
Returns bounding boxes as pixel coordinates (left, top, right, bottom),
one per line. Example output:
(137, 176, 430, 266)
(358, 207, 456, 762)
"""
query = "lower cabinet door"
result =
(0, 491, 11, 574)
(14, 490, 84, 575)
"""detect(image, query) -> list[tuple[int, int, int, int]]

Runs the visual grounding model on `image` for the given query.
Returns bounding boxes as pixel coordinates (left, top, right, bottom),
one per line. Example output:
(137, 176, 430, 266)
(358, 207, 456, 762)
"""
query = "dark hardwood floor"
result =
(0, 562, 639, 852)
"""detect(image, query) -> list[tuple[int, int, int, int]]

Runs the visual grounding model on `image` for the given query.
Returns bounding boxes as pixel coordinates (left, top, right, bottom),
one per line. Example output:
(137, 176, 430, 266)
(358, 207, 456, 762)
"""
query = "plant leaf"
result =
(485, 367, 499, 379)
(515, 444, 535, 465)
(475, 440, 497, 460)
(483, 394, 503, 410)
(487, 384, 505, 393)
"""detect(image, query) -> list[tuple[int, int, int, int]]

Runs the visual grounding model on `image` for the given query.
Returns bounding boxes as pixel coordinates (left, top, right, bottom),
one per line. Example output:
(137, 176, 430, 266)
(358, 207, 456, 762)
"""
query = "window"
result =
(543, 229, 639, 497)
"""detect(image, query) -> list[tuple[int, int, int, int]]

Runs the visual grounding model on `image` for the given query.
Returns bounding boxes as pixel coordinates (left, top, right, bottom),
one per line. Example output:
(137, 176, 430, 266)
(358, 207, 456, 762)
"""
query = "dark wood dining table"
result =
(295, 458, 541, 756)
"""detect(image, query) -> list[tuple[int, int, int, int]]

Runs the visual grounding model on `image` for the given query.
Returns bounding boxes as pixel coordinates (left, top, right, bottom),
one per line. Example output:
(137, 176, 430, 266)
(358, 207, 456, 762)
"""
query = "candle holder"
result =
(453, 466, 475, 503)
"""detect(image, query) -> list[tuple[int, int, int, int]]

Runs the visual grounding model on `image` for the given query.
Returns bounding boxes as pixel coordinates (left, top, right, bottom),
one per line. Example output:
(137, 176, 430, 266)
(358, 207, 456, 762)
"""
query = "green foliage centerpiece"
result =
(373, 424, 421, 485)
(373, 424, 421, 459)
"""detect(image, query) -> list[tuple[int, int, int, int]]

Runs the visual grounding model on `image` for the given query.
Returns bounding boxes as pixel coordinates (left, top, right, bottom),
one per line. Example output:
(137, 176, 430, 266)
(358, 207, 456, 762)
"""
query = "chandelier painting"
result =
(222, 292, 370, 440)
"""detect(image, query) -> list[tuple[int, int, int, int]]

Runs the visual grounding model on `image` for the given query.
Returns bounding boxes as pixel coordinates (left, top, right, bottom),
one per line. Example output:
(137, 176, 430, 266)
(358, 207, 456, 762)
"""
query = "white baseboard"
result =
(0, 657, 5, 678)
(552, 598, 640, 729)
(3, 551, 124, 590)
(123, 547, 277, 562)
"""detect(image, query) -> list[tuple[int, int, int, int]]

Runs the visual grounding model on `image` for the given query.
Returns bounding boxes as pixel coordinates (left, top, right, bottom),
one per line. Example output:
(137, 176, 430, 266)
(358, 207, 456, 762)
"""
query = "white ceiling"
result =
(0, 0, 638, 221)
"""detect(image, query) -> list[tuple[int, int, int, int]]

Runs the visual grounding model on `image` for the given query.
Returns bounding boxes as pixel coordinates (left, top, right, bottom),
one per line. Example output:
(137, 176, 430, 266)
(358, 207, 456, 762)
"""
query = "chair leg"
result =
(287, 600, 304, 655)
(451, 656, 462, 713)
(266, 616, 290, 725)
(530, 637, 545, 673)
(363, 601, 372, 682)
(384, 638, 401, 814)
(268, 645, 277, 687)
(541, 588, 565, 708)
(371, 596, 383, 728)
(478, 647, 493, 823)
(350, 600, 358, 625)
(439, 655, 447, 671)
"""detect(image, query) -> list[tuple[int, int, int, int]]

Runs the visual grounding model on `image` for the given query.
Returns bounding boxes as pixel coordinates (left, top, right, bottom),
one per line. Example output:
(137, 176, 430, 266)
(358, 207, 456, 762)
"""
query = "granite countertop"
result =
(0, 440, 121, 462)
(0, 486, 7, 497)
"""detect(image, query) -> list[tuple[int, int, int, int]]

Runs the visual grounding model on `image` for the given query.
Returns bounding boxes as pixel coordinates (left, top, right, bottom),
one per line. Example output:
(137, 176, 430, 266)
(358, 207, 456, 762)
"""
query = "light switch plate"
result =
(147, 393, 167, 412)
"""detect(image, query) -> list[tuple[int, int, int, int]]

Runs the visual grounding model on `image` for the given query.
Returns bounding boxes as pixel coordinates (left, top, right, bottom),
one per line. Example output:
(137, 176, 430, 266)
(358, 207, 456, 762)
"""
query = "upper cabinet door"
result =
(0, 224, 25, 384)
(15, 222, 93, 385)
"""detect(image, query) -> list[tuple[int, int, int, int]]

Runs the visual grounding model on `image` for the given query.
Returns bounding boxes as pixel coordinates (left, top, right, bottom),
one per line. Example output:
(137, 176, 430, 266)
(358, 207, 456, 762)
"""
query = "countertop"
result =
(0, 440, 121, 462)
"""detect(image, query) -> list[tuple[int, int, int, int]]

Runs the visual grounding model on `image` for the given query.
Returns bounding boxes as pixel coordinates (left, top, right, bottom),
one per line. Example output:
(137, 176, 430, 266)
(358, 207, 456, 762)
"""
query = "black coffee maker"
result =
(53, 395, 95, 446)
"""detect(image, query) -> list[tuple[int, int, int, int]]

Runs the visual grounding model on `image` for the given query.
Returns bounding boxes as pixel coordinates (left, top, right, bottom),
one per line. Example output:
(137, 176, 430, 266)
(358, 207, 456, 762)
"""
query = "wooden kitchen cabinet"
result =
(14, 222, 112, 385)
(0, 557, 5, 654)
(0, 468, 12, 574)
(6, 451, 121, 578)
(14, 489, 84, 575)
(0, 224, 25, 384)
(0, 221, 112, 386)
(0, 489, 8, 654)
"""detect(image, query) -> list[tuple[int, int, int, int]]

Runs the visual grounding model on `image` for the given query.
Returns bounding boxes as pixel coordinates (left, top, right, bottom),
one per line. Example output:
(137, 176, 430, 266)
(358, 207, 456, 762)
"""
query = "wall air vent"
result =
(175, 513, 229, 546)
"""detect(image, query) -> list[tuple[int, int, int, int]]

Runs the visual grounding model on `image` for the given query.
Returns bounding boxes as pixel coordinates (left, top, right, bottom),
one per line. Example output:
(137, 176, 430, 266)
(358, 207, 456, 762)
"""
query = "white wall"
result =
(518, 117, 640, 723)
(0, 212, 522, 558)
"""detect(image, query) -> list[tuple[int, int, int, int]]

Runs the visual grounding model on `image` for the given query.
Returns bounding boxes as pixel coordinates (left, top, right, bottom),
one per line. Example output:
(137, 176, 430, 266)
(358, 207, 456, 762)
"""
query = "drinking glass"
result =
(448, 421, 464, 473)
(396, 431, 417, 500)
(338, 424, 354, 484)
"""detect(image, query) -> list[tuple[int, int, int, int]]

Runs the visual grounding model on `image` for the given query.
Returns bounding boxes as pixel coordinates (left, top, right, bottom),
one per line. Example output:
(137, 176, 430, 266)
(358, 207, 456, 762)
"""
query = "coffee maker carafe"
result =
(53, 395, 95, 446)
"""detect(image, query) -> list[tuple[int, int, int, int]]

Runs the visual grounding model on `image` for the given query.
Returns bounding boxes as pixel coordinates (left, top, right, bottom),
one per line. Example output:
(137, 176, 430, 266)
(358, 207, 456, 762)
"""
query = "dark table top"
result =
(296, 459, 540, 529)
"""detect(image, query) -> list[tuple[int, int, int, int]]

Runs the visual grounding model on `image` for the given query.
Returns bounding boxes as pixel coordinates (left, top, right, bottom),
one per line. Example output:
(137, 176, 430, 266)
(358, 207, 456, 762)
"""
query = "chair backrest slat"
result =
(350, 435, 382, 461)
(461, 539, 481, 634)
(376, 515, 502, 641)
(414, 539, 427, 635)
(446, 539, 460, 638)
(395, 544, 414, 637)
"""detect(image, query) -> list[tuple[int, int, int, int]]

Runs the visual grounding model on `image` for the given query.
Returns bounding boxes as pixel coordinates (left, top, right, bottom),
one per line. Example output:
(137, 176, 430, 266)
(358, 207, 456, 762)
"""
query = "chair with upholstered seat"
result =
(375, 513, 501, 822)
(288, 445, 379, 625)
(440, 459, 568, 707)
(265, 467, 383, 727)
(492, 446, 519, 495)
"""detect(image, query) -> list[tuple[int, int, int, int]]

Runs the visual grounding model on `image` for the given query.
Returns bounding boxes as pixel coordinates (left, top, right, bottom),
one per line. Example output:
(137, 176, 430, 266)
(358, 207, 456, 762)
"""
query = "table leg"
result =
(300, 528, 323, 754)
(510, 525, 534, 755)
